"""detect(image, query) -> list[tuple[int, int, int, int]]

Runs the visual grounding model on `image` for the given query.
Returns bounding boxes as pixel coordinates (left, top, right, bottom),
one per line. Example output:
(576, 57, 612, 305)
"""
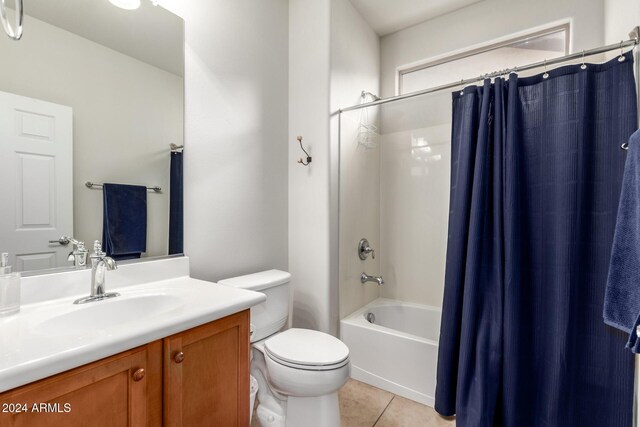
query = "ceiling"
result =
(23, 0, 184, 77)
(349, 0, 484, 36)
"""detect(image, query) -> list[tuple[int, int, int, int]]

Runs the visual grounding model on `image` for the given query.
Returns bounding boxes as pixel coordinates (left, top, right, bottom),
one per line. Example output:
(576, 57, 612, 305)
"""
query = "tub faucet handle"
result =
(358, 238, 376, 260)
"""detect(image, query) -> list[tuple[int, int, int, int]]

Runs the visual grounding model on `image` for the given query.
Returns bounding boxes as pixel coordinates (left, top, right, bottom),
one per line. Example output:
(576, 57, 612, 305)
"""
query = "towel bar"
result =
(85, 181, 162, 193)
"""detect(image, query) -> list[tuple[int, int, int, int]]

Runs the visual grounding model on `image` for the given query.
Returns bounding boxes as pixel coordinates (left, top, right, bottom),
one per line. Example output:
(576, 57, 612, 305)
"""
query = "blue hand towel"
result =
(102, 183, 147, 260)
(604, 129, 640, 349)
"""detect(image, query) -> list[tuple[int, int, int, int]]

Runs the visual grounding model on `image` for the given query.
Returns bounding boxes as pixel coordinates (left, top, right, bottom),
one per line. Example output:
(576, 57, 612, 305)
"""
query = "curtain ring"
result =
(619, 41, 626, 62)
(621, 142, 629, 150)
(543, 59, 549, 79)
(580, 50, 587, 70)
(459, 79, 464, 96)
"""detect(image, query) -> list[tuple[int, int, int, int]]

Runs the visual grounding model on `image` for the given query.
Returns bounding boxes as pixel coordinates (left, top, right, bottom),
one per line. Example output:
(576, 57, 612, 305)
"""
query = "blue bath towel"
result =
(604, 129, 640, 350)
(102, 183, 147, 260)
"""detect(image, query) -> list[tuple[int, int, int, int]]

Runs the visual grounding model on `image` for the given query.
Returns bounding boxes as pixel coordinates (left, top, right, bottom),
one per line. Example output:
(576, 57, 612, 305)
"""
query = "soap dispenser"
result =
(0, 253, 20, 316)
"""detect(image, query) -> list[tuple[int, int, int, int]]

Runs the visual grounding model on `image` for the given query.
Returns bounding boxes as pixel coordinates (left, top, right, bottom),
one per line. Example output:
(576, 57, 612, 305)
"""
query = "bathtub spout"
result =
(361, 272, 384, 286)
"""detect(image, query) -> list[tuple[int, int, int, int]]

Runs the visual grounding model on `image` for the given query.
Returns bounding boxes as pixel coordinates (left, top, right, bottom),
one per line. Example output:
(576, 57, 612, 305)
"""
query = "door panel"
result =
(0, 91, 73, 271)
(17, 153, 55, 227)
(14, 253, 57, 272)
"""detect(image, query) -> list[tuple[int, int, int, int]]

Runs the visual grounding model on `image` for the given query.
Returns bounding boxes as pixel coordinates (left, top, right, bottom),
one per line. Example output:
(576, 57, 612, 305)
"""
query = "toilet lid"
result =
(264, 328, 349, 368)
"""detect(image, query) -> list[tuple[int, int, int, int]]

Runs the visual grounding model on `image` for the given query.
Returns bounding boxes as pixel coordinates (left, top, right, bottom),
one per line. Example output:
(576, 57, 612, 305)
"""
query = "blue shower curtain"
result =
(435, 52, 637, 426)
(169, 151, 184, 255)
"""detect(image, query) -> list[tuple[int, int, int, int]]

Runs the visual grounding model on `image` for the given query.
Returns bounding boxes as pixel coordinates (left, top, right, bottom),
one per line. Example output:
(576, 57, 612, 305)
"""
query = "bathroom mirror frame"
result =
(0, 1, 185, 277)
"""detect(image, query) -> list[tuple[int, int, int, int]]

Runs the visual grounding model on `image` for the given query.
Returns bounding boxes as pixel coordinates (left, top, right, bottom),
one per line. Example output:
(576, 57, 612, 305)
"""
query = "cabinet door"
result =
(0, 343, 161, 427)
(164, 310, 250, 427)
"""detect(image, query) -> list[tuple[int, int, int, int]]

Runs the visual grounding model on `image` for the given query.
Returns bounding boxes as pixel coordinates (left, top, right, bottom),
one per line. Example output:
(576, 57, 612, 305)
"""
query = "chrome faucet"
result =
(50, 236, 89, 268)
(67, 238, 88, 268)
(361, 272, 384, 286)
(358, 238, 376, 260)
(74, 241, 119, 304)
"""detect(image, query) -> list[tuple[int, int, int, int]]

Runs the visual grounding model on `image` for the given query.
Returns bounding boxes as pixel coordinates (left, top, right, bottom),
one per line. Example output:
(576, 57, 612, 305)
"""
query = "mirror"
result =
(0, 0, 184, 274)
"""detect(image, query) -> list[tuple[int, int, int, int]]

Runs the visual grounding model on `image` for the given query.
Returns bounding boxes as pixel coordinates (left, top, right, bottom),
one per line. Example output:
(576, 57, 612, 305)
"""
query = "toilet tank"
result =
(218, 270, 291, 342)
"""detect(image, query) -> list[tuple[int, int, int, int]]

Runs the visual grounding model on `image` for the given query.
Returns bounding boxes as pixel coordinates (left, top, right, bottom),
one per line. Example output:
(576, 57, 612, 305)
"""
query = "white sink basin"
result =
(0, 260, 266, 394)
(36, 294, 185, 335)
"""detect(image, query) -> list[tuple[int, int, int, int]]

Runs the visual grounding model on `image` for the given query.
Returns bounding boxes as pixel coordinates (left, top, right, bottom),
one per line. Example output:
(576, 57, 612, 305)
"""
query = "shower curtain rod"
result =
(338, 28, 640, 114)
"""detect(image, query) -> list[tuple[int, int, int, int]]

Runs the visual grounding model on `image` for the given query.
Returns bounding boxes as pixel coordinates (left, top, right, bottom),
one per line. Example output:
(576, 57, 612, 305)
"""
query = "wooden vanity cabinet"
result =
(164, 310, 250, 426)
(0, 310, 250, 427)
(0, 342, 161, 427)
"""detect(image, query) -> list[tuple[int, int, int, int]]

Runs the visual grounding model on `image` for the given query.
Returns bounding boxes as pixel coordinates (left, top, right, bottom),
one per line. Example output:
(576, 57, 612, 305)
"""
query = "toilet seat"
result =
(266, 352, 350, 371)
(264, 328, 349, 371)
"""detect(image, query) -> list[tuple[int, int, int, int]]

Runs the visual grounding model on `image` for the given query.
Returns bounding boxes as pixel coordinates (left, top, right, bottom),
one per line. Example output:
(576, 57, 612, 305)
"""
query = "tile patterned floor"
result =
(339, 379, 456, 427)
(250, 378, 456, 427)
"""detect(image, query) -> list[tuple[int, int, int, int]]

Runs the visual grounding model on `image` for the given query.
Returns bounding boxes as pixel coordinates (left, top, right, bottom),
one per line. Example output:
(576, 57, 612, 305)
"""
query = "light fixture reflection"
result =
(109, 0, 141, 10)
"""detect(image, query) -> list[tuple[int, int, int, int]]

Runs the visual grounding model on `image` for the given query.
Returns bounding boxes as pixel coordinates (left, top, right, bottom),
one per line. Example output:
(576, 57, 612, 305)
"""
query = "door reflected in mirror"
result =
(0, 0, 184, 274)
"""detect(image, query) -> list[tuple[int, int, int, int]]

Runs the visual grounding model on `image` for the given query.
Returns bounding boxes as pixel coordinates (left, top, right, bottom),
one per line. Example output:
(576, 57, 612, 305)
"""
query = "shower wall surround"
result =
(378, 93, 452, 308)
(374, 0, 607, 308)
(332, 0, 381, 320)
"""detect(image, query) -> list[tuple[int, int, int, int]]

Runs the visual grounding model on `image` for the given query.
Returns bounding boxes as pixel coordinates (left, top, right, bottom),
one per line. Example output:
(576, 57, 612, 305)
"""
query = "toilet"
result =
(218, 270, 350, 427)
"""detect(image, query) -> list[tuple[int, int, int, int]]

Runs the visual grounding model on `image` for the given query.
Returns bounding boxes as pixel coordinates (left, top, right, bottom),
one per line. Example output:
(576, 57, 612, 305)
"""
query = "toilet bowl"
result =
(218, 270, 350, 427)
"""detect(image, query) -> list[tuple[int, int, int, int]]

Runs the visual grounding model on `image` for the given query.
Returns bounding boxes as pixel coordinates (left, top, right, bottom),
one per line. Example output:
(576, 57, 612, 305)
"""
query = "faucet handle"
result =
(358, 238, 376, 260)
(50, 236, 84, 247)
(92, 240, 105, 257)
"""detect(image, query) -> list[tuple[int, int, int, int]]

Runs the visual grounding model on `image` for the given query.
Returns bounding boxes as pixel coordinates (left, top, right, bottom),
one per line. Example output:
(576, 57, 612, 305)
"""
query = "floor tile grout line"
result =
(372, 395, 396, 427)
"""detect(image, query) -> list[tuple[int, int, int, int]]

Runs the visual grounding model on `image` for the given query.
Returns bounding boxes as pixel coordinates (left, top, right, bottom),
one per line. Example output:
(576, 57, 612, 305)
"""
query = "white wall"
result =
(0, 15, 183, 258)
(604, 0, 640, 44)
(288, 0, 381, 333)
(603, 0, 639, 119)
(288, 0, 333, 333)
(161, 0, 289, 282)
(331, 0, 381, 319)
(163, 0, 350, 335)
(380, 0, 605, 97)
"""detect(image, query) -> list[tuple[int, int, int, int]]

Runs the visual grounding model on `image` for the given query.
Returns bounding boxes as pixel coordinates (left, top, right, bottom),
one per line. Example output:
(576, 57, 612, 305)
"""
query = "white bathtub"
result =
(340, 298, 441, 406)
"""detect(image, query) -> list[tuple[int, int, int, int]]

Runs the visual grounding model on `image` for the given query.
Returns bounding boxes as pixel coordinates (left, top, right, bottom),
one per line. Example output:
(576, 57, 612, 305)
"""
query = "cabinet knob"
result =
(174, 351, 185, 364)
(132, 368, 145, 382)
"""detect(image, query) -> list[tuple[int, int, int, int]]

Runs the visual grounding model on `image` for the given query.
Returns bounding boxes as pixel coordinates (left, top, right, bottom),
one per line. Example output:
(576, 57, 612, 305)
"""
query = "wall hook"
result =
(296, 136, 312, 166)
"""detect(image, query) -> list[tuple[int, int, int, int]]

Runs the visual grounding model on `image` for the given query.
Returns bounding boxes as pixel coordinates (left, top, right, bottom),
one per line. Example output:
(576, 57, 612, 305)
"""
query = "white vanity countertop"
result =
(0, 257, 265, 393)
